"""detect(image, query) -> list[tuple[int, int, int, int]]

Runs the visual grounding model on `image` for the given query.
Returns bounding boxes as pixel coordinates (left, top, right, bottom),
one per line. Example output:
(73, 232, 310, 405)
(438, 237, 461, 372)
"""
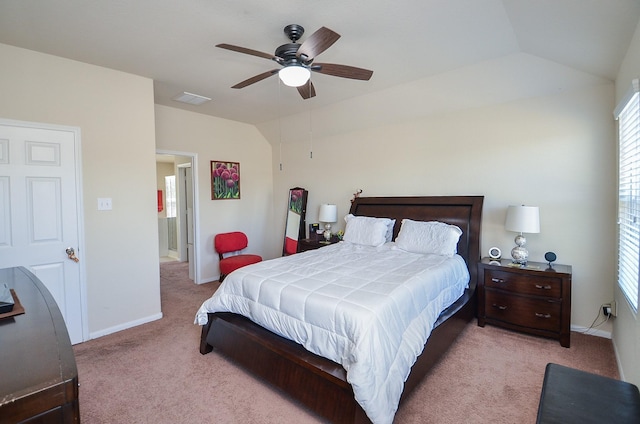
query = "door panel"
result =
(31, 262, 66, 313)
(28, 177, 62, 241)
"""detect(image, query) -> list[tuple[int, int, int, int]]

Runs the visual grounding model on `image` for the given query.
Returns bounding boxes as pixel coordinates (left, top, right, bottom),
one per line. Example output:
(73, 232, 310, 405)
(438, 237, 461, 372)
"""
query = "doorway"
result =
(155, 151, 199, 282)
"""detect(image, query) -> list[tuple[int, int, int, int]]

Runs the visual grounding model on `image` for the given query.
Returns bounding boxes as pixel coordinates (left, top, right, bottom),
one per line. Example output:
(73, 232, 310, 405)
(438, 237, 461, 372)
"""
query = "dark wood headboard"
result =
(349, 196, 484, 287)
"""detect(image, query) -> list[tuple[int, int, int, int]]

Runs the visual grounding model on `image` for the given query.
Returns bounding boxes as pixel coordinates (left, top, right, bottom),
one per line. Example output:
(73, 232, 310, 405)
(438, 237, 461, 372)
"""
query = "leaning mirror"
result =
(283, 187, 308, 255)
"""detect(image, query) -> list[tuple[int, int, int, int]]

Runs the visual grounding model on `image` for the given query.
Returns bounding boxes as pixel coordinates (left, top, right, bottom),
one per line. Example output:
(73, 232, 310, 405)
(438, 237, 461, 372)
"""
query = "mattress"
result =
(196, 241, 469, 424)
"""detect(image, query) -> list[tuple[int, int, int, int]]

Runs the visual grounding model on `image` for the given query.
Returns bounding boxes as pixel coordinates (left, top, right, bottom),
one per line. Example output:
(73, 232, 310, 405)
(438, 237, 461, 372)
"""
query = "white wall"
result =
(261, 74, 617, 337)
(154, 105, 275, 283)
(614, 18, 640, 387)
(0, 43, 161, 337)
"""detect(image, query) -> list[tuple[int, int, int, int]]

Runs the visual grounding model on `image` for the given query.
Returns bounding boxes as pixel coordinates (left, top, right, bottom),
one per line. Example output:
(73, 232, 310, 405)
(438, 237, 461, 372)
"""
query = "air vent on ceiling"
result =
(172, 92, 211, 105)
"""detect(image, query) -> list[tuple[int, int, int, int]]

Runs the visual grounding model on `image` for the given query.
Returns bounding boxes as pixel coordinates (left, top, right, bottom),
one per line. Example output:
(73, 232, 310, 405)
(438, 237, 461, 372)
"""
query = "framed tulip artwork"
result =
(211, 161, 241, 200)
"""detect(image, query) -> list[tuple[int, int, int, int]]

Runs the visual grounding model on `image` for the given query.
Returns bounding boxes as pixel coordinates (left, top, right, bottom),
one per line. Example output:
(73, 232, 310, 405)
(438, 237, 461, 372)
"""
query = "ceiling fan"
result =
(217, 24, 373, 99)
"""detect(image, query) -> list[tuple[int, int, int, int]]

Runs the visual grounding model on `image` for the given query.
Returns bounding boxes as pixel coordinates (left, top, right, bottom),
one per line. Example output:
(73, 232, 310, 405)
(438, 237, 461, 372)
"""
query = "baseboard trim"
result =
(611, 339, 625, 381)
(89, 312, 163, 340)
(570, 324, 612, 339)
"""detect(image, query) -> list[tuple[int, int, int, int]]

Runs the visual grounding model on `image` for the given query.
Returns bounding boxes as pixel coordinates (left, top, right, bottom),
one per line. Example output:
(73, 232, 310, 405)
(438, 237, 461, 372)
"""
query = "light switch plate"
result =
(97, 198, 112, 210)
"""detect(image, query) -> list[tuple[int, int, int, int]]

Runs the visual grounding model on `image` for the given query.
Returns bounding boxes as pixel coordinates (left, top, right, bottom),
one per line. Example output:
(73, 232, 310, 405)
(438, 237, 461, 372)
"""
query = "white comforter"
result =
(195, 242, 469, 424)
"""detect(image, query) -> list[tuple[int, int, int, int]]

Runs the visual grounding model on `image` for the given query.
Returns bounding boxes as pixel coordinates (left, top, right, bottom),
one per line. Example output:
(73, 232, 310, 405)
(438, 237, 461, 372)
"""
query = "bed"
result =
(198, 195, 483, 424)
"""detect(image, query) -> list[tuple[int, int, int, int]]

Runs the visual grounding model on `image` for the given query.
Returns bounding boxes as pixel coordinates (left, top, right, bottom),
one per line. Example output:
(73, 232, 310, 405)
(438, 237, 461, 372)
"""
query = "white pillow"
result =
(344, 214, 395, 242)
(343, 214, 392, 247)
(395, 219, 462, 256)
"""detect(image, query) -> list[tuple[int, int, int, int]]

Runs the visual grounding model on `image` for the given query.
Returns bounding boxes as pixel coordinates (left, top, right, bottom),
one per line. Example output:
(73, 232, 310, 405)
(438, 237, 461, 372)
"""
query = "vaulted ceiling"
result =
(1, 0, 639, 125)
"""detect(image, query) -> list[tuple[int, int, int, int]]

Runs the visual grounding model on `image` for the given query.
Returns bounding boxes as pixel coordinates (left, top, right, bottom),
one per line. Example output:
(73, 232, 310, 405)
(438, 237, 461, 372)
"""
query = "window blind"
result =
(616, 79, 640, 312)
(165, 175, 177, 218)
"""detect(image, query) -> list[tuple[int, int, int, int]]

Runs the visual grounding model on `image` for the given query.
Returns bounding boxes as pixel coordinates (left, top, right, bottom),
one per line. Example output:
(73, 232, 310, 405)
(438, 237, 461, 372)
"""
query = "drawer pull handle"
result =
(492, 304, 507, 310)
(535, 312, 551, 319)
(535, 284, 552, 290)
(491, 278, 505, 284)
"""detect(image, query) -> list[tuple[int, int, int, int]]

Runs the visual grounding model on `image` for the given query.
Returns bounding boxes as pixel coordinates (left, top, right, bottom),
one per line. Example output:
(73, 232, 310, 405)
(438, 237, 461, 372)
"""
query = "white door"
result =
(0, 120, 85, 344)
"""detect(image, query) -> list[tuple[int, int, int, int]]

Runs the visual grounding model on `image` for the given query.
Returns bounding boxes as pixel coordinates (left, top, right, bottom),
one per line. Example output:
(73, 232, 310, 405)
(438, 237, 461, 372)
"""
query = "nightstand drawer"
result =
(297, 237, 339, 252)
(485, 290, 561, 332)
(484, 269, 562, 298)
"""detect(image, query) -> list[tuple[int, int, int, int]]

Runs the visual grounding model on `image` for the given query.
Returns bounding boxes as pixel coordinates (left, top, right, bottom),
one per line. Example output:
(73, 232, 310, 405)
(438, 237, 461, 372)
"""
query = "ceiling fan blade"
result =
(231, 70, 279, 89)
(296, 27, 340, 61)
(216, 43, 275, 61)
(297, 81, 316, 99)
(313, 63, 373, 80)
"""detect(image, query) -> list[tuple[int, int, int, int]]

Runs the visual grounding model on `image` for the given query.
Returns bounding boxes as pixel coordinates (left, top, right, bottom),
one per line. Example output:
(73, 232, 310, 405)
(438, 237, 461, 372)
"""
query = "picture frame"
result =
(211, 161, 240, 200)
(309, 223, 320, 239)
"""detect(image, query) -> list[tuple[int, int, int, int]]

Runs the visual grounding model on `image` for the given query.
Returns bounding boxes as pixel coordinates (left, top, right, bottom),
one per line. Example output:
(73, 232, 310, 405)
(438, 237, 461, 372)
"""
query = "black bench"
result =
(537, 363, 640, 424)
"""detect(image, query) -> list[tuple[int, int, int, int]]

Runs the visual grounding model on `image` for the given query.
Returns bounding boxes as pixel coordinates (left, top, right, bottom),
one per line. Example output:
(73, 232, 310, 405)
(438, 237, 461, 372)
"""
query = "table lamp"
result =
(319, 204, 337, 243)
(505, 205, 540, 265)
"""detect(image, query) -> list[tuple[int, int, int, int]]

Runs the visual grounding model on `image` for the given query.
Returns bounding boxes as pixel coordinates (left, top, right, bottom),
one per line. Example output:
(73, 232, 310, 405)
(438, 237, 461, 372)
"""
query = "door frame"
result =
(156, 149, 201, 283)
(0, 117, 88, 342)
(176, 163, 189, 262)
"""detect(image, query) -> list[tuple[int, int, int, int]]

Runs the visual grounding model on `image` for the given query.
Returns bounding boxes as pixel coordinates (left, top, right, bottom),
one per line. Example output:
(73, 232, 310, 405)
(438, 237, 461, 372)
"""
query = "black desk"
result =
(537, 363, 640, 424)
(0, 267, 79, 423)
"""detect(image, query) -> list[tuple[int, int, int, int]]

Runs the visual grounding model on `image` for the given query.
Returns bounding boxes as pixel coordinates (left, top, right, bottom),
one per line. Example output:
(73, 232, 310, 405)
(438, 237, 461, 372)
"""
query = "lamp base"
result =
(511, 233, 528, 264)
(323, 224, 332, 243)
(511, 246, 529, 265)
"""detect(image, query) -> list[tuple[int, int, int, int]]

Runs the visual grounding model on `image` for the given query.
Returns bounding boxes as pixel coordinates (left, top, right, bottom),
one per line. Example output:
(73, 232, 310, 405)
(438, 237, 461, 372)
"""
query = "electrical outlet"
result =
(610, 300, 617, 317)
(602, 301, 617, 318)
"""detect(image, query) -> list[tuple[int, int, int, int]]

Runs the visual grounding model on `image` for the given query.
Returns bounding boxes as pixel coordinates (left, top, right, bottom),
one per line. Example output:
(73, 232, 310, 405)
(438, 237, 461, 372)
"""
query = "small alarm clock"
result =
(489, 247, 502, 260)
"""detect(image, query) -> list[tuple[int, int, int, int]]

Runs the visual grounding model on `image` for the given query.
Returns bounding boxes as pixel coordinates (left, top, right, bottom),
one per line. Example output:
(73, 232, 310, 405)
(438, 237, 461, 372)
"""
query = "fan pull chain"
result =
(309, 80, 313, 159)
(278, 77, 283, 171)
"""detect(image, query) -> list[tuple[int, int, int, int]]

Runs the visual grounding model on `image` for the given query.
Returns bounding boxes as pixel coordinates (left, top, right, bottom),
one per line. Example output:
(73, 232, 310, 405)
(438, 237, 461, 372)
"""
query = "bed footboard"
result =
(201, 312, 369, 424)
(199, 286, 475, 424)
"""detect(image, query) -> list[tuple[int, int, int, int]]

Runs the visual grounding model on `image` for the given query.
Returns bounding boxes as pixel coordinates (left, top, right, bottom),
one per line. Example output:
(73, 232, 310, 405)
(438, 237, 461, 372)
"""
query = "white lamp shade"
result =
(319, 204, 338, 223)
(505, 205, 540, 234)
(279, 66, 311, 87)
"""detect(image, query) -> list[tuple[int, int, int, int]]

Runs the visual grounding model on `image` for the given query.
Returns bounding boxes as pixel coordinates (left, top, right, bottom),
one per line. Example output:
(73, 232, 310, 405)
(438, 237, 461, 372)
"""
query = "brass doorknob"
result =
(66, 247, 79, 263)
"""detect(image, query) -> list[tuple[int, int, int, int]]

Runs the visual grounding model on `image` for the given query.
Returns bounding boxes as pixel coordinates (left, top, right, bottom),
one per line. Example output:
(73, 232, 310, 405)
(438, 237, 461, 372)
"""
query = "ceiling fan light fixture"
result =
(278, 65, 311, 87)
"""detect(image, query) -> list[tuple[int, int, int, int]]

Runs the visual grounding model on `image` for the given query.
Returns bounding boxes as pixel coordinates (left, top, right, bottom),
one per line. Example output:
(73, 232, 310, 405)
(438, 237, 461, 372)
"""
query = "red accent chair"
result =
(214, 232, 262, 282)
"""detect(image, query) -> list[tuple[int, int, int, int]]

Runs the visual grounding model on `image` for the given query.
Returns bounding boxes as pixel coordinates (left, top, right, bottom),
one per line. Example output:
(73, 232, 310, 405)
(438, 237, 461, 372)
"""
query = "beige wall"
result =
(0, 43, 161, 337)
(262, 78, 617, 338)
(614, 19, 640, 386)
(154, 105, 275, 282)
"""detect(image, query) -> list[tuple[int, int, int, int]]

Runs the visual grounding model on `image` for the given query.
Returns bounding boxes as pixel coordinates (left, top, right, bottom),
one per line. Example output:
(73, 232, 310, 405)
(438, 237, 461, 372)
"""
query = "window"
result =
(616, 79, 640, 312)
(165, 175, 176, 219)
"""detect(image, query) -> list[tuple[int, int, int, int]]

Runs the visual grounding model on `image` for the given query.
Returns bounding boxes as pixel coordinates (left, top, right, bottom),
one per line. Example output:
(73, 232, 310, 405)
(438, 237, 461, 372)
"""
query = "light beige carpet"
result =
(73, 261, 618, 423)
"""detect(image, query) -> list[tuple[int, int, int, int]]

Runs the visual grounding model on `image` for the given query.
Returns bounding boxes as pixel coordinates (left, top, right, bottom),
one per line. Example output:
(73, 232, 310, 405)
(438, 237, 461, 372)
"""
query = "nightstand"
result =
(477, 258, 572, 348)
(297, 236, 339, 252)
